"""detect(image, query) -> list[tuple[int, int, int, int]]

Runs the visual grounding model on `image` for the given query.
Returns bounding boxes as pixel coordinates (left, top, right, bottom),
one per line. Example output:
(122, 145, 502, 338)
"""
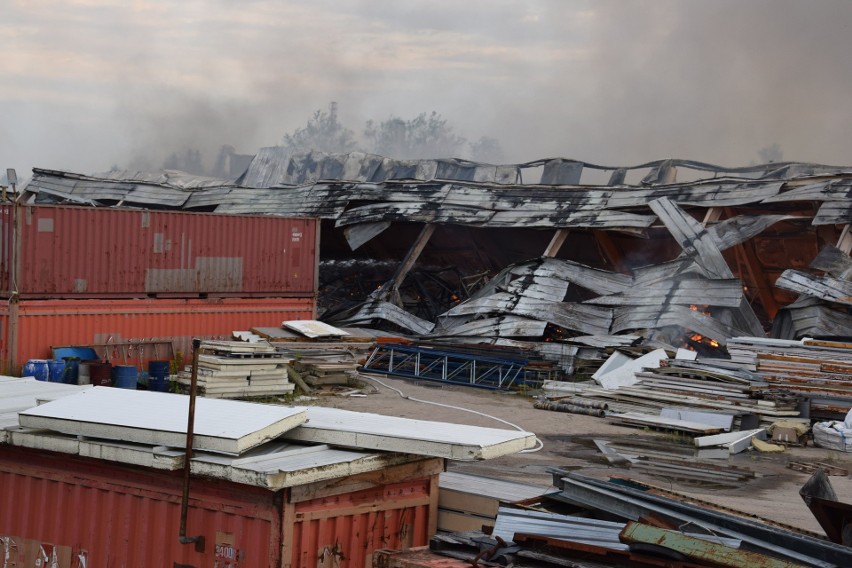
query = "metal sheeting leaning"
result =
(327, 298, 435, 335)
(585, 277, 744, 307)
(776, 269, 852, 306)
(491, 506, 628, 550)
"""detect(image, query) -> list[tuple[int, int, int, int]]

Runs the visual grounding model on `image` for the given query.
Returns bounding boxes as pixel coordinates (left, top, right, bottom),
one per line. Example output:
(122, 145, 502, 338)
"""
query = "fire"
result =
(688, 333, 721, 349)
(689, 304, 712, 316)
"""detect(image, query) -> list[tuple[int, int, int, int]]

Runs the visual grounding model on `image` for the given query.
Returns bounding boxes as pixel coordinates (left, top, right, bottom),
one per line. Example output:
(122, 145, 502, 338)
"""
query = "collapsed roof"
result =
(21, 151, 852, 364)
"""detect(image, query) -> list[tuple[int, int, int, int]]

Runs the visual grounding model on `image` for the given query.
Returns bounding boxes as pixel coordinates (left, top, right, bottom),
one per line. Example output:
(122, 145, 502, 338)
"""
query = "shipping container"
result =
(3, 297, 315, 374)
(0, 204, 319, 298)
(0, 445, 440, 568)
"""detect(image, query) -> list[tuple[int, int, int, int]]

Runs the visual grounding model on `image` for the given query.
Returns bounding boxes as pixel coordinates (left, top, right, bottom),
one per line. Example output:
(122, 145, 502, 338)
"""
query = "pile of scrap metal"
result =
(21, 153, 852, 381)
(728, 336, 852, 420)
(540, 346, 812, 432)
(377, 470, 852, 568)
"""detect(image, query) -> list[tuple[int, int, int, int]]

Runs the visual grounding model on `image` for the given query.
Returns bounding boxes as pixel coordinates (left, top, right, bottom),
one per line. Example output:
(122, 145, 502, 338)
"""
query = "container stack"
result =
(0, 204, 318, 376)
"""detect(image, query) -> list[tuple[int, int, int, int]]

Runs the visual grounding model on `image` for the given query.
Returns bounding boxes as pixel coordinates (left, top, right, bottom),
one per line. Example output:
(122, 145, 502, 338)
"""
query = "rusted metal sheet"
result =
(0, 204, 318, 298)
(292, 478, 434, 568)
(5, 297, 315, 374)
(373, 546, 471, 568)
(810, 245, 852, 279)
(619, 521, 804, 568)
(0, 445, 441, 568)
(0, 305, 7, 373)
(0, 446, 283, 567)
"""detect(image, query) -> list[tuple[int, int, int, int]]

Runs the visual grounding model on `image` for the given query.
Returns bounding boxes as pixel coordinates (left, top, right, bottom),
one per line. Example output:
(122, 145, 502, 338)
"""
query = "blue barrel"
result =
(112, 365, 138, 389)
(23, 359, 50, 382)
(148, 360, 171, 392)
(62, 357, 81, 384)
(47, 359, 66, 383)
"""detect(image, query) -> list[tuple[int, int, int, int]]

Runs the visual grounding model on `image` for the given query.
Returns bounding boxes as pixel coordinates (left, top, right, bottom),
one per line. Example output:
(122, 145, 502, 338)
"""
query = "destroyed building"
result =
(11, 150, 852, 378)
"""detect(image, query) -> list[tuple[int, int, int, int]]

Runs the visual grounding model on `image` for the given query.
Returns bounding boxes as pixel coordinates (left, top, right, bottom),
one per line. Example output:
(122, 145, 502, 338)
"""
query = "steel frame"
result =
(361, 344, 532, 390)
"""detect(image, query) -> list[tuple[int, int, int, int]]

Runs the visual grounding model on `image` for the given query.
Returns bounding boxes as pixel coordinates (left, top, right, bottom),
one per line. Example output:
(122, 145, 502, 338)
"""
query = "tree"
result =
(281, 102, 357, 154)
(163, 149, 204, 175)
(758, 143, 784, 164)
(364, 111, 466, 159)
(468, 136, 505, 163)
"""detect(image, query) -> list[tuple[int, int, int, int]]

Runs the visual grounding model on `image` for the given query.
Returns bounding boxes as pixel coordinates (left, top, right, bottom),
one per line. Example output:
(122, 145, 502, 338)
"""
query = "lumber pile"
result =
(177, 341, 295, 399)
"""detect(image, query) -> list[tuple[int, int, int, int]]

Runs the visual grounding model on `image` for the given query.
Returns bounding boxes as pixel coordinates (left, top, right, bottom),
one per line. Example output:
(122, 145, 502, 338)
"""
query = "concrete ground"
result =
(310, 373, 852, 536)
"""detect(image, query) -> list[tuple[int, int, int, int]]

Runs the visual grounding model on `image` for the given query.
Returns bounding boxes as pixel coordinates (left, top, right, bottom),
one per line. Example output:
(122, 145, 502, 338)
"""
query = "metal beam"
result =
(721, 207, 779, 319)
(593, 230, 628, 274)
(543, 229, 570, 258)
(391, 224, 436, 291)
(837, 224, 852, 254)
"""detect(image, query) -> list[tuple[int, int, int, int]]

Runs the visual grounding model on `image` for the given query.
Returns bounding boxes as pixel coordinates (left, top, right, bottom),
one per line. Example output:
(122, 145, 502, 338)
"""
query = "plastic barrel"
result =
(23, 360, 50, 382)
(89, 363, 113, 387)
(62, 357, 81, 384)
(148, 360, 171, 392)
(47, 359, 66, 383)
(77, 361, 98, 385)
(112, 365, 138, 389)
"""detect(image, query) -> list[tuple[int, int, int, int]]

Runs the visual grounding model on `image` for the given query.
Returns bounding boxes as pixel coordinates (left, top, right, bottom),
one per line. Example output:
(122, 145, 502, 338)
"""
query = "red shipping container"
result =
(4, 297, 315, 374)
(0, 446, 440, 568)
(0, 204, 318, 298)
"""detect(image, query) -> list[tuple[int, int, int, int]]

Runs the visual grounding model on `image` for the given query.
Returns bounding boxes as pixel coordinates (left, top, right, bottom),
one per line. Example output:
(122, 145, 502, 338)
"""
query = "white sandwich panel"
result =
(282, 406, 537, 461)
(18, 387, 307, 455)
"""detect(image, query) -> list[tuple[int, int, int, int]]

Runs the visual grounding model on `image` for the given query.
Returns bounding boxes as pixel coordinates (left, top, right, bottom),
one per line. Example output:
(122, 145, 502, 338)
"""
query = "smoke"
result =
(3, 0, 852, 179)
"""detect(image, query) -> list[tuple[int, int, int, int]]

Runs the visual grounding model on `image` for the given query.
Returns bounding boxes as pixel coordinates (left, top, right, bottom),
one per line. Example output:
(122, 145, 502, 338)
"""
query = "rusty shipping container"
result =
(3, 297, 315, 374)
(0, 204, 319, 298)
(0, 445, 440, 568)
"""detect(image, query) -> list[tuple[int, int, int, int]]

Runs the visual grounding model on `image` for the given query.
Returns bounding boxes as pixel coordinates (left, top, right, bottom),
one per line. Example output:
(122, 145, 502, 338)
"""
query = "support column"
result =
(593, 230, 628, 274)
(390, 224, 436, 292)
(543, 229, 569, 258)
(837, 225, 852, 254)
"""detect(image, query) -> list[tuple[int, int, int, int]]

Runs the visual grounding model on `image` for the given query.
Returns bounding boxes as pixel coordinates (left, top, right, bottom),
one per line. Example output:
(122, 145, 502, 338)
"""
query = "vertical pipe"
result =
(179, 337, 205, 552)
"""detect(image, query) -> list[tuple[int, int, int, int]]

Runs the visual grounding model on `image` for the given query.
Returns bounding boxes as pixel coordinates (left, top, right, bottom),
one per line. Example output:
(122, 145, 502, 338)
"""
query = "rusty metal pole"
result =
(179, 338, 205, 552)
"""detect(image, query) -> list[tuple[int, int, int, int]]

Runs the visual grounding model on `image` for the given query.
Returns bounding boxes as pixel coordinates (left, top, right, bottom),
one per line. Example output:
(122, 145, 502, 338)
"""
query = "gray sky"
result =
(3, 0, 852, 181)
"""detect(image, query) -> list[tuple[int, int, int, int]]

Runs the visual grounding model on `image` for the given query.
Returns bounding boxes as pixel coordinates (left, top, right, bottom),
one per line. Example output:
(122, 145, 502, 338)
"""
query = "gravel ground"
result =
(309, 373, 852, 535)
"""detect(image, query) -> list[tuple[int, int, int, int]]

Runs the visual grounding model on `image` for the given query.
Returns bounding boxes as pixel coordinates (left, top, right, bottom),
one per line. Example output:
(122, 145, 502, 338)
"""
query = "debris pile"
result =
(176, 340, 294, 398)
(291, 357, 359, 388)
(545, 350, 807, 432)
(728, 336, 852, 419)
(379, 470, 852, 568)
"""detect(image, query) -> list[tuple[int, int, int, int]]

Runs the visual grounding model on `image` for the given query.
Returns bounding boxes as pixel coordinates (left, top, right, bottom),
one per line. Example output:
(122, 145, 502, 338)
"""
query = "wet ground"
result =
(310, 374, 852, 534)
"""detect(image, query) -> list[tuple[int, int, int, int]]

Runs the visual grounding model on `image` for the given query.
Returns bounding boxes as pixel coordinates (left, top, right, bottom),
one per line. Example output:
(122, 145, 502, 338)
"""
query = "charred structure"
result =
(18, 151, 852, 376)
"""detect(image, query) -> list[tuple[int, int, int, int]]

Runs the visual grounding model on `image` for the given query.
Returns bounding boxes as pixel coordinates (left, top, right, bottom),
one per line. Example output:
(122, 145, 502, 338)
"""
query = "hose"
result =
(357, 373, 544, 453)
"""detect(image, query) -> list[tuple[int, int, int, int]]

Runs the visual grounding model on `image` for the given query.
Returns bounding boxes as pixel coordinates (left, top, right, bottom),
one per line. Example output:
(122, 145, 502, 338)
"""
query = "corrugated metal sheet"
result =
(5, 297, 315, 373)
(0, 306, 7, 374)
(292, 478, 433, 568)
(0, 446, 282, 567)
(0, 204, 318, 297)
(0, 445, 439, 568)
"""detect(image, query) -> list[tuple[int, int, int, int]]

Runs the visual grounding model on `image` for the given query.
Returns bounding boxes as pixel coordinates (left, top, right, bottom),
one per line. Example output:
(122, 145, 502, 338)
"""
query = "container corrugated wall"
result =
(291, 479, 435, 568)
(0, 204, 318, 297)
(0, 446, 282, 567)
(0, 305, 7, 373)
(0, 447, 441, 568)
(6, 297, 315, 373)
